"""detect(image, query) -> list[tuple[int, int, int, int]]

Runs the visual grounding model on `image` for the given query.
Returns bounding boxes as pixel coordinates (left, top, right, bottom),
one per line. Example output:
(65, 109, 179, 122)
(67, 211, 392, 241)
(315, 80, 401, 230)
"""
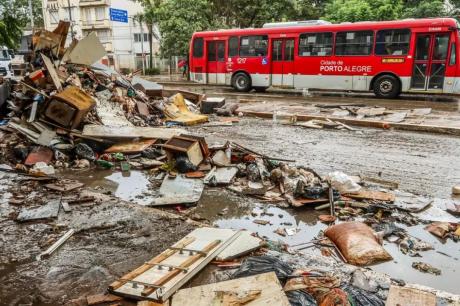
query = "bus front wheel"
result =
(373, 75, 400, 99)
(232, 73, 252, 92)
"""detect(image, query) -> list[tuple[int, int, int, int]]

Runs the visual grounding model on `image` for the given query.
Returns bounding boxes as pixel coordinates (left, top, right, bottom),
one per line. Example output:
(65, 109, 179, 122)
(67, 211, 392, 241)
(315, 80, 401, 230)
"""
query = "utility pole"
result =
(140, 22, 145, 74)
(67, 0, 75, 39)
(28, 0, 35, 30)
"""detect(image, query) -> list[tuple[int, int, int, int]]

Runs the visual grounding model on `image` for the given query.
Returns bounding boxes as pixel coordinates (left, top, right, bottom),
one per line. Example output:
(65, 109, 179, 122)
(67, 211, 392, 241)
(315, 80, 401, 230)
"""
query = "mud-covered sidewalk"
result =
(0, 173, 196, 305)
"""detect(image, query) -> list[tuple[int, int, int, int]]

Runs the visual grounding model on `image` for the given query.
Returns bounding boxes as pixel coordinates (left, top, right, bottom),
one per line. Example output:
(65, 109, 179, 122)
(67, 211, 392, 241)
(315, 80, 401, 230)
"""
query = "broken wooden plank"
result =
(41, 53, 63, 91)
(171, 272, 290, 306)
(105, 139, 157, 154)
(87, 293, 123, 305)
(241, 111, 460, 136)
(344, 189, 395, 202)
(83, 124, 186, 140)
(385, 285, 436, 306)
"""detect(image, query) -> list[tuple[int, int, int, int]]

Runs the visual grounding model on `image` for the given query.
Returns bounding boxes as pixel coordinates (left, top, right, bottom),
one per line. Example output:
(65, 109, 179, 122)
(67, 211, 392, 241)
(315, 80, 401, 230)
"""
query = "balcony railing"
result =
(79, 0, 109, 6)
(81, 19, 110, 29)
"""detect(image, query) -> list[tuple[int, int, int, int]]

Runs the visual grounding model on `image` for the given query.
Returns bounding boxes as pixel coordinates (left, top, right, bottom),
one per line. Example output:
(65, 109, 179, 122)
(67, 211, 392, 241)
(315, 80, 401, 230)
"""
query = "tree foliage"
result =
(0, 0, 43, 49)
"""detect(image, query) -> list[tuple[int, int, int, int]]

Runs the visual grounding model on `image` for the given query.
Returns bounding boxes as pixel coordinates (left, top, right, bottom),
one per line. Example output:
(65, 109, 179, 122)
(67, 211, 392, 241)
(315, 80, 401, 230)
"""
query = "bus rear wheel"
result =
(373, 75, 400, 99)
(232, 72, 251, 92)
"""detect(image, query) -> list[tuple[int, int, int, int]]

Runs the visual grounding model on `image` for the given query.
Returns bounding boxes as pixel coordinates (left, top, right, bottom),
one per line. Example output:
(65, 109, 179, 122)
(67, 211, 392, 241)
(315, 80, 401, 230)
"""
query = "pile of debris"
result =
(0, 21, 243, 179)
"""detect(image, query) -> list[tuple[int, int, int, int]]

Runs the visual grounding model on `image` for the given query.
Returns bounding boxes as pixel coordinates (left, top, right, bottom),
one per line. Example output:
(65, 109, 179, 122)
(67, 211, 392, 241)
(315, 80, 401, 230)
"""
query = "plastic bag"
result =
(326, 171, 361, 194)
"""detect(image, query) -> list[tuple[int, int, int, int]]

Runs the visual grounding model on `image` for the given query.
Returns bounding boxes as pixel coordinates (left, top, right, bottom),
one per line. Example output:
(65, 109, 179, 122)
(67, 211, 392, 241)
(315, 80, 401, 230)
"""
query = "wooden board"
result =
(385, 285, 436, 306)
(83, 124, 186, 140)
(171, 272, 290, 306)
(344, 189, 395, 202)
(41, 53, 63, 91)
(110, 228, 242, 301)
(105, 139, 157, 153)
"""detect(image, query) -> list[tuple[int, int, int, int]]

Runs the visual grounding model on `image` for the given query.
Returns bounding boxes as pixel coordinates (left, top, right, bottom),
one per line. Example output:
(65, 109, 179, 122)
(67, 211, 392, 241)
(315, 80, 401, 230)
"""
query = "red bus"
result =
(189, 18, 460, 98)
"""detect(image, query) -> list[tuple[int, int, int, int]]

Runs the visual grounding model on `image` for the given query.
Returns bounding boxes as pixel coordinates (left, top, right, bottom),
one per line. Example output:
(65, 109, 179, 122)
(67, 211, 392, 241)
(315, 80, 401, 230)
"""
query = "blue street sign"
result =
(110, 8, 128, 23)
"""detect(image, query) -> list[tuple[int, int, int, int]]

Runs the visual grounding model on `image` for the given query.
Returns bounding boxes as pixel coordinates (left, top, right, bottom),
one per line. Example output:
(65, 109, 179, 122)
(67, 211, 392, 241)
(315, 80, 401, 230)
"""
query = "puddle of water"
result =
(62, 169, 155, 206)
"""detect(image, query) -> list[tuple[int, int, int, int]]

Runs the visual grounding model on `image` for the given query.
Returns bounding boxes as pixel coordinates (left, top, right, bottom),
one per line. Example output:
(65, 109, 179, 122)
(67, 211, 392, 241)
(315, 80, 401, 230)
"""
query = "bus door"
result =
(271, 38, 295, 87)
(411, 33, 450, 91)
(207, 41, 226, 84)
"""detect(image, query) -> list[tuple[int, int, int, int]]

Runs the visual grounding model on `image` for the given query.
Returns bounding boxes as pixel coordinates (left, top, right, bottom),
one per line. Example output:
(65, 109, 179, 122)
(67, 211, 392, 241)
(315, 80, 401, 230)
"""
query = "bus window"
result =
(208, 41, 217, 61)
(217, 41, 225, 62)
(285, 39, 294, 61)
(193, 37, 204, 58)
(299, 32, 333, 56)
(229, 36, 239, 57)
(375, 29, 410, 56)
(272, 40, 283, 61)
(433, 34, 449, 60)
(239, 35, 268, 57)
(335, 31, 374, 56)
(449, 43, 456, 65)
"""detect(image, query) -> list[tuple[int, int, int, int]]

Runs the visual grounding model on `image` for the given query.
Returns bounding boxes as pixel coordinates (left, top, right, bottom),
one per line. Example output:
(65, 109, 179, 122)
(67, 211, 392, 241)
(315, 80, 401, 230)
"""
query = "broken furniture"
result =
(162, 136, 204, 167)
(109, 227, 243, 302)
(43, 86, 96, 129)
(200, 97, 226, 114)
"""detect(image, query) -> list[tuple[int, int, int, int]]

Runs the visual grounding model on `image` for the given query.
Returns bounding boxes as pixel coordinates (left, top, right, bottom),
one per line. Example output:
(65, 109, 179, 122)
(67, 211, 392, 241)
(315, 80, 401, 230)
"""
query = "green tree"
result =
(0, 0, 43, 48)
(324, 0, 402, 22)
(211, 0, 297, 28)
(156, 0, 214, 57)
(134, 0, 161, 68)
(401, 0, 447, 18)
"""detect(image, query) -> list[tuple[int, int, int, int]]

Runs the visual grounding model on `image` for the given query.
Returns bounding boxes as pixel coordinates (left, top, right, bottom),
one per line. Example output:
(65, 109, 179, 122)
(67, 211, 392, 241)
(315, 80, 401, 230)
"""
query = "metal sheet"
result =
(172, 272, 290, 306)
(111, 228, 242, 301)
(149, 175, 204, 206)
(41, 53, 62, 91)
(105, 139, 157, 154)
(83, 124, 186, 140)
(17, 199, 60, 222)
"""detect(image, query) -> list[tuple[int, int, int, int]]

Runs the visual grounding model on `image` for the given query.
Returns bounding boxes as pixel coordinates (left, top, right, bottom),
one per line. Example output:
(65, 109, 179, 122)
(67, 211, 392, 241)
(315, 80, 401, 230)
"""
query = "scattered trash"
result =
(37, 229, 75, 260)
(325, 222, 393, 265)
(412, 262, 442, 275)
(109, 227, 242, 301)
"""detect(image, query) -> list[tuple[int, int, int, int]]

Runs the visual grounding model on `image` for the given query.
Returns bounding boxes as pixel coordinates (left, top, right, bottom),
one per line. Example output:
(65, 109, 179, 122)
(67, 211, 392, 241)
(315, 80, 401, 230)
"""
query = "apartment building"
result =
(41, 0, 160, 70)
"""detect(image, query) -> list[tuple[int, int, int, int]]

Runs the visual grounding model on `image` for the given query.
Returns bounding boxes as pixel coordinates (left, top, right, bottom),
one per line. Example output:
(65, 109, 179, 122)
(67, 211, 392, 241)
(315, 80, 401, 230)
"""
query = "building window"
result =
(239, 35, 268, 57)
(375, 29, 410, 56)
(96, 30, 109, 42)
(134, 33, 149, 43)
(49, 11, 59, 24)
(62, 7, 76, 22)
(95, 7, 105, 21)
(299, 32, 333, 56)
(193, 37, 204, 58)
(229, 36, 238, 57)
(335, 31, 374, 56)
